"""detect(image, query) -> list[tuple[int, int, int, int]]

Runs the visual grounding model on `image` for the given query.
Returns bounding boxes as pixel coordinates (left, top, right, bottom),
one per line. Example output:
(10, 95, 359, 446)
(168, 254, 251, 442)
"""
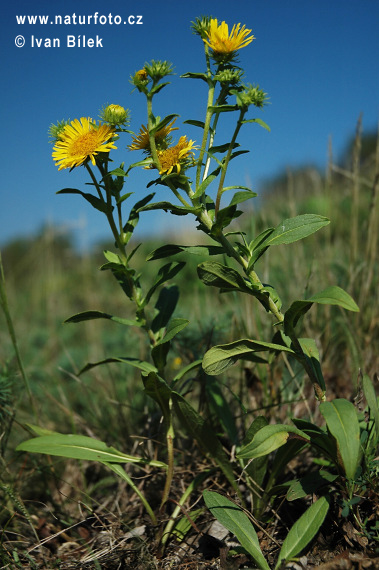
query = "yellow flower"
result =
(128, 119, 178, 152)
(52, 117, 117, 170)
(157, 136, 197, 175)
(135, 68, 148, 81)
(204, 18, 254, 55)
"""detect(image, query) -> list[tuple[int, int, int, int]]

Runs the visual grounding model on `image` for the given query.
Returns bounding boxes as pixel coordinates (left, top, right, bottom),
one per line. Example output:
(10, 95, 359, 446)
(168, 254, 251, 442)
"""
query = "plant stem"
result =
(196, 81, 215, 188)
(159, 397, 175, 512)
(215, 109, 245, 215)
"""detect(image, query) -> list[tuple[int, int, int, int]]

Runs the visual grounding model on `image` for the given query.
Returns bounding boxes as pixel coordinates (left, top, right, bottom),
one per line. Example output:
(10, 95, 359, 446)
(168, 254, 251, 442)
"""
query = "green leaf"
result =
(228, 190, 257, 207)
(319, 399, 361, 479)
(262, 214, 330, 246)
(155, 318, 189, 346)
(57, 188, 109, 214)
(126, 157, 154, 172)
(146, 243, 224, 261)
(275, 496, 330, 569)
(202, 339, 295, 376)
(203, 491, 270, 570)
(142, 372, 172, 419)
(183, 119, 206, 128)
(209, 104, 238, 113)
(109, 167, 127, 177)
(205, 376, 239, 445)
(150, 114, 179, 136)
(284, 301, 314, 335)
(197, 261, 253, 294)
(237, 424, 310, 461)
(16, 433, 166, 468)
(123, 192, 155, 243)
(79, 357, 157, 375)
(173, 359, 202, 382)
(151, 285, 179, 333)
(208, 142, 239, 154)
(297, 338, 326, 394)
(144, 262, 185, 305)
(181, 72, 209, 82)
(211, 205, 241, 234)
(138, 201, 201, 217)
(193, 170, 218, 199)
(307, 286, 359, 312)
(286, 470, 338, 501)
(64, 310, 142, 327)
(241, 118, 271, 132)
(149, 82, 171, 96)
(362, 374, 379, 443)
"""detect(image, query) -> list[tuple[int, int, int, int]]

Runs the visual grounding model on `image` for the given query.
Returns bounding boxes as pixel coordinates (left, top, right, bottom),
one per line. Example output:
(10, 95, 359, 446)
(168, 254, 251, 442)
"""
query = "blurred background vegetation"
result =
(0, 124, 378, 512)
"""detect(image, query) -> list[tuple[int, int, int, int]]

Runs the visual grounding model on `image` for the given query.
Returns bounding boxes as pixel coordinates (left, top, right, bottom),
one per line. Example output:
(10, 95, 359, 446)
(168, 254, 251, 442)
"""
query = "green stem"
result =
(215, 109, 245, 215)
(196, 81, 215, 189)
(85, 163, 126, 257)
(159, 397, 175, 512)
(147, 93, 162, 171)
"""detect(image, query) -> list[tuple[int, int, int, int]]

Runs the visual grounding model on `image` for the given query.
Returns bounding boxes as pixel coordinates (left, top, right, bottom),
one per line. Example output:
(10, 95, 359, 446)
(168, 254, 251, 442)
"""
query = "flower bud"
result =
(100, 104, 130, 126)
(48, 119, 70, 143)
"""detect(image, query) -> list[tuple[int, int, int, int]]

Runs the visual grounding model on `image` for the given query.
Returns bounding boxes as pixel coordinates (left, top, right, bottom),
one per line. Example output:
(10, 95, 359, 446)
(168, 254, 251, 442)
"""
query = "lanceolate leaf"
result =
(144, 262, 185, 306)
(146, 243, 224, 261)
(275, 496, 330, 569)
(57, 188, 110, 214)
(202, 339, 295, 376)
(284, 286, 359, 335)
(228, 190, 257, 207)
(150, 114, 179, 136)
(319, 399, 361, 479)
(362, 374, 379, 443)
(262, 214, 329, 246)
(237, 424, 310, 460)
(197, 261, 253, 294)
(79, 357, 157, 375)
(138, 201, 201, 217)
(16, 433, 166, 468)
(307, 286, 359, 312)
(203, 491, 270, 570)
(241, 118, 271, 132)
(64, 310, 142, 327)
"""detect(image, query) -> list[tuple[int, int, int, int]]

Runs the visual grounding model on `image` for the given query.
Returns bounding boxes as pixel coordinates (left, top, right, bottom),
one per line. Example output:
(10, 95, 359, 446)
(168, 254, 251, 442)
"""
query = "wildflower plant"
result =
(16, 16, 369, 561)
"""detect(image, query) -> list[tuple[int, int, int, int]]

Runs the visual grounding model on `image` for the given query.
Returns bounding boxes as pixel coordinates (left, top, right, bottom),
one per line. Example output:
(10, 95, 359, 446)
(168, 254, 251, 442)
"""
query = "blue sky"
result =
(1, 0, 378, 250)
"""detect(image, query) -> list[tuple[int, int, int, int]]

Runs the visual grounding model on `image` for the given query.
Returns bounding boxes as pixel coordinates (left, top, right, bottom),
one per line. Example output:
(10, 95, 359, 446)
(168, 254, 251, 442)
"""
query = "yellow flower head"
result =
(158, 136, 197, 175)
(135, 68, 148, 81)
(128, 119, 178, 153)
(204, 18, 254, 55)
(52, 118, 117, 170)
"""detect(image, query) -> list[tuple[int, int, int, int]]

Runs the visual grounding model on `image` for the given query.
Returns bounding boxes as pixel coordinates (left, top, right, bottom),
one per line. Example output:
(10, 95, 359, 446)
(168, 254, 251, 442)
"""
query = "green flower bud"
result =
(214, 68, 244, 85)
(191, 16, 212, 39)
(144, 60, 174, 82)
(99, 104, 130, 126)
(232, 84, 268, 109)
(48, 119, 70, 143)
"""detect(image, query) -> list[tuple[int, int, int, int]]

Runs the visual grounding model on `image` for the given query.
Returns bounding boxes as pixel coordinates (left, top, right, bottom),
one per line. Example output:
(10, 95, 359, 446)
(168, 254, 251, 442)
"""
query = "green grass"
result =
(0, 127, 378, 566)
